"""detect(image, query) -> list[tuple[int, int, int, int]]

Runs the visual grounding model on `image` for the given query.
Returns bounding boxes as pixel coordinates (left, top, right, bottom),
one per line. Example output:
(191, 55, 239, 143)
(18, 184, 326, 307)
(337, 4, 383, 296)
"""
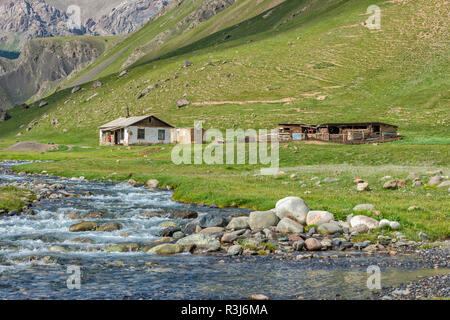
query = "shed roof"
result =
(279, 122, 398, 129)
(99, 115, 174, 130)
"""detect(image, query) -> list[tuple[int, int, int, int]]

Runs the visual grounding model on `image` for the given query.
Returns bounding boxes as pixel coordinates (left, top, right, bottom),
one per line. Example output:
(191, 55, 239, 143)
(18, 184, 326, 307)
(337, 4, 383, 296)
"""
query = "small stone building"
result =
(99, 115, 173, 146)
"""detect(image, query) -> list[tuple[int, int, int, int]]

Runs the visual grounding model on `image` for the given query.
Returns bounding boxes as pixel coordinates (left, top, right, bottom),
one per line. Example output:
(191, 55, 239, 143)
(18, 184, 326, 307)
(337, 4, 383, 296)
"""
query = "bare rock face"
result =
(0, 0, 168, 53)
(86, 0, 168, 36)
(0, 38, 105, 106)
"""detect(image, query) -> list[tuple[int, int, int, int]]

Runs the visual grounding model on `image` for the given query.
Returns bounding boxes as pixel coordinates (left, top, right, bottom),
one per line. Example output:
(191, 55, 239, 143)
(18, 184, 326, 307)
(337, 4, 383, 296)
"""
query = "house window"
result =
(138, 129, 145, 140)
(158, 129, 165, 141)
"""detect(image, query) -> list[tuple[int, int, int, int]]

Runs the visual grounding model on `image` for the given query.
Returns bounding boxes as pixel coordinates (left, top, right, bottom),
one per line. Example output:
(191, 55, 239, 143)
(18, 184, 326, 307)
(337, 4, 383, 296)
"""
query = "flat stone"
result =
(350, 215, 379, 229)
(306, 211, 334, 226)
(147, 244, 184, 255)
(277, 218, 304, 234)
(248, 210, 279, 231)
(226, 216, 249, 230)
(318, 222, 342, 235)
(176, 234, 221, 252)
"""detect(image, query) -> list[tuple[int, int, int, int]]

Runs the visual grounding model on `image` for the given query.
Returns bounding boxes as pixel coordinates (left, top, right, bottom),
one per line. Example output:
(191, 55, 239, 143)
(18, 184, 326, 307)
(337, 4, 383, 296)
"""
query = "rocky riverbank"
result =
(1, 161, 445, 261)
(372, 246, 449, 300)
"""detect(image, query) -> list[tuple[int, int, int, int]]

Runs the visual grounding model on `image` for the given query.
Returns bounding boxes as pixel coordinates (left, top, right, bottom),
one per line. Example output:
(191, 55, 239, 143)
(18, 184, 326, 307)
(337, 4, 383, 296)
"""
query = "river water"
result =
(0, 162, 447, 299)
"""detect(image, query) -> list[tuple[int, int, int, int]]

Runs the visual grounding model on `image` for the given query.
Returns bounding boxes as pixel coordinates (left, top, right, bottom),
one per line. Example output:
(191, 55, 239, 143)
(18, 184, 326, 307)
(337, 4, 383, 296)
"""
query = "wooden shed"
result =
(278, 122, 400, 144)
(99, 115, 174, 146)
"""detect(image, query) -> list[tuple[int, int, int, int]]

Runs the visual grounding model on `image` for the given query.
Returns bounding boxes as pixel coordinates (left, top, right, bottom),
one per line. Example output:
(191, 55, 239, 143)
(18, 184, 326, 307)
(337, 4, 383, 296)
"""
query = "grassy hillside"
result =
(0, 0, 446, 145)
(0, 0, 448, 240)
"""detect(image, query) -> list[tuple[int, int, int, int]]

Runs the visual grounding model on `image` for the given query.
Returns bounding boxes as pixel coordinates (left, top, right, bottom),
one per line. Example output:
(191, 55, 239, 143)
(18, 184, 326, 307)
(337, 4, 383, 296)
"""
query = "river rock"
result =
(248, 210, 279, 231)
(49, 245, 67, 252)
(96, 222, 122, 232)
(145, 179, 159, 188)
(305, 238, 322, 251)
(199, 227, 225, 235)
(318, 222, 342, 235)
(353, 204, 375, 212)
(221, 232, 238, 243)
(251, 294, 269, 300)
(69, 221, 99, 232)
(198, 213, 226, 228)
(227, 245, 243, 256)
(176, 234, 221, 252)
(277, 218, 304, 234)
(147, 244, 184, 255)
(275, 197, 310, 224)
(350, 215, 379, 229)
(306, 211, 334, 226)
(159, 221, 177, 228)
(106, 243, 139, 252)
(292, 240, 305, 251)
(160, 227, 181, 237)
(226, 216, 249, 230)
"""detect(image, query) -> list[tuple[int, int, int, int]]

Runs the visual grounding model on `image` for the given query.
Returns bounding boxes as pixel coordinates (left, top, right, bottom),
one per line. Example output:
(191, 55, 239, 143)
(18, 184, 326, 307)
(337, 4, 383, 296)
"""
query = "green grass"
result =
(0, 186, 35, 212)
(1, 143, 448, 240)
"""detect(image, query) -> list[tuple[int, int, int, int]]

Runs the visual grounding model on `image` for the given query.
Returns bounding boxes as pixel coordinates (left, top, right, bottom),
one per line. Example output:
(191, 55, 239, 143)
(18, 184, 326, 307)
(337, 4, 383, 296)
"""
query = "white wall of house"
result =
(126, 126, 171, 145)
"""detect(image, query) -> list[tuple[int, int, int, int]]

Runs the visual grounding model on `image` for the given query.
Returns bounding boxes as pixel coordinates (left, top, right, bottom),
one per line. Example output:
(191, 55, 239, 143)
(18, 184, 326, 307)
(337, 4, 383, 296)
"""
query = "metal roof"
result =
(99, 115, 174, 130)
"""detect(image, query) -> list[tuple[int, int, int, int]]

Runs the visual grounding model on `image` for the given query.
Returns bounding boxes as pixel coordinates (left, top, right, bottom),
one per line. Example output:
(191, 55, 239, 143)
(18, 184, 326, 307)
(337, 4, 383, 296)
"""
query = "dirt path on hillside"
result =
(192, 98, 296, 106)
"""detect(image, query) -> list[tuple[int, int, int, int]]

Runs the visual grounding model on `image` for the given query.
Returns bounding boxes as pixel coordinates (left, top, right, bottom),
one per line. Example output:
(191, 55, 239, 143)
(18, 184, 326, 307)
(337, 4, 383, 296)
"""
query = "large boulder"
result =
(277, 218, 304, 234)
(226, 216, 249, 230)
(306, 211, 334, 226)
(248, 210, 279, 231)
(176, 234, 221, 252)
(318, 222, 342, 235)
(147, 244, 184, 255)
(198, 213, 226, 228)
(69, 221, 99, 232)
(275, 197, 310, 224)
(350, 215, 379, 230)
(305, 238, 322, 251)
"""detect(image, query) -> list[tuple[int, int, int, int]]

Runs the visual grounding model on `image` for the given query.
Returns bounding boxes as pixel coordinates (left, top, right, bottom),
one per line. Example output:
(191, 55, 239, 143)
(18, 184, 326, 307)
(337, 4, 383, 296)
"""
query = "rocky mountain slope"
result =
(0, 0, 168, 54)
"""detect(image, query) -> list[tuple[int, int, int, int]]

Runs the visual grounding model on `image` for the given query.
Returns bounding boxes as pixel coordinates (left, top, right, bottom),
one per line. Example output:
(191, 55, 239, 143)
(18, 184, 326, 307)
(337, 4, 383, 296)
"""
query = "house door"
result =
(114, 131, 119, 145)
